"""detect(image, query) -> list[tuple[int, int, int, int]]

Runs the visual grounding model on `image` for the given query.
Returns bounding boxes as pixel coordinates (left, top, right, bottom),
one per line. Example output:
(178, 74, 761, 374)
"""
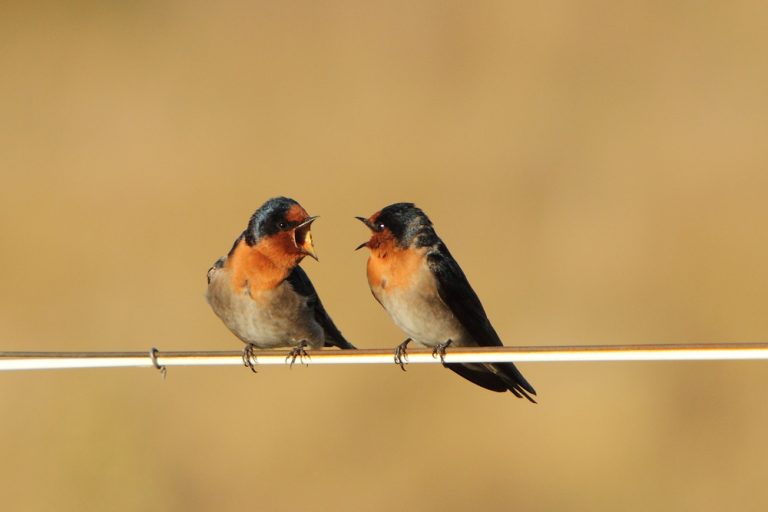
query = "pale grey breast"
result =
(206, 264, 324, 348)
(372, 258, 466, 347)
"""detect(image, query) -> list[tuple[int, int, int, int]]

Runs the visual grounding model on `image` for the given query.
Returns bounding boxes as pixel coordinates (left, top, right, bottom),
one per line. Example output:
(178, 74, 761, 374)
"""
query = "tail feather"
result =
(446, 362, 537, 403)
(445, 363, 508, 392)
(495, 362, 537, 396)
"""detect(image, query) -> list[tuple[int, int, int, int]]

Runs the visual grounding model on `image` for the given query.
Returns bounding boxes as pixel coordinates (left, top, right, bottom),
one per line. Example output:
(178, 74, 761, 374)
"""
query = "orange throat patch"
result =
(226, 237, 298, 294)
(366, 240, 426, 292)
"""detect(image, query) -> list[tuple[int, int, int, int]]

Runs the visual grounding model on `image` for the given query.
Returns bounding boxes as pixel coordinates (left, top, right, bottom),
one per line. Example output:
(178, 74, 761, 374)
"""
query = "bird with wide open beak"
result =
(294, 216, 319, 260)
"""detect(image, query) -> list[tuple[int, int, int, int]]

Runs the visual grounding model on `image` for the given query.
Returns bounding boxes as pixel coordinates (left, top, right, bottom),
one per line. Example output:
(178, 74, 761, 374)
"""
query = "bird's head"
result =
(246, 196, 318, 263)
(356, 202, 435, 252)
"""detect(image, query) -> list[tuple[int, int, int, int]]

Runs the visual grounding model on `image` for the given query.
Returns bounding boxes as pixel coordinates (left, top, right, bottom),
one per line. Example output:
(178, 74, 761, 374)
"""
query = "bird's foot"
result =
(394, 338, 412, 371)
(242, 343, 258, 373)
(431, 339, 454, 364)
(286, 340, 310, 368)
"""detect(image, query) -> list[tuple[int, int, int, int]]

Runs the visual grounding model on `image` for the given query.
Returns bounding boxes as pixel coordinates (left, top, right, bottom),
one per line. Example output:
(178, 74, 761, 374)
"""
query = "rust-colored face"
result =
(226, 204, 319, 292)
(355, 211, 395, 253)
(284, 203, 309, 224)
(241, 202, 319, 271)
(356, 210, 427, 292)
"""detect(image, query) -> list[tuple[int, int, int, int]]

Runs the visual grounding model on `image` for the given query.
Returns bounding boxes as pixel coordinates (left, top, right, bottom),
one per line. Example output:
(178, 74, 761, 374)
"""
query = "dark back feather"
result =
(426, 244, 503, 347)
(286, 266, 355, 349)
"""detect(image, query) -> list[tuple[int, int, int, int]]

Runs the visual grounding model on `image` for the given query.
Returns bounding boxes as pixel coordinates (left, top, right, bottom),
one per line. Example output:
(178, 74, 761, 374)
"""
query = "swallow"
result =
(207, 197, 355, 371)
(356, 203, 536, 402)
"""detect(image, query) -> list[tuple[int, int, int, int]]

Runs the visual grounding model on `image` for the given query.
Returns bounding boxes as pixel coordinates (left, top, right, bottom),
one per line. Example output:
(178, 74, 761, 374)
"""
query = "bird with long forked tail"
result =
(356, 203, 536, 402)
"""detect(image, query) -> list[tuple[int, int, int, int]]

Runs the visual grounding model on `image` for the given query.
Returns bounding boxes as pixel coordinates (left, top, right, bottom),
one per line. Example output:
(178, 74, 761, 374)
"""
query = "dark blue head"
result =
(356, 202, 438, 250)
(243, 197, 318, 259)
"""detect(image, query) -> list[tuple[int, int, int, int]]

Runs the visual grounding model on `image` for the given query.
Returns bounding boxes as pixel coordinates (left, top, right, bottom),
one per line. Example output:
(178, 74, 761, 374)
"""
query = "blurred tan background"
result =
(1, 1, 767, 510)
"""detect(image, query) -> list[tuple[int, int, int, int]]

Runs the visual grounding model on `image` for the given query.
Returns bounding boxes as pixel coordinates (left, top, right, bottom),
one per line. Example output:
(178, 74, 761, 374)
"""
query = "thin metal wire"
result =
(1, 343, 767, 371)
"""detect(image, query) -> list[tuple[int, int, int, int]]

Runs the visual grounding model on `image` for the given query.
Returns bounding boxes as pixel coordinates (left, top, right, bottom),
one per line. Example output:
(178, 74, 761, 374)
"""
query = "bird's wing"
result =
(286, 266, 356, 349)
(427, 245, 537, 400)
(426, 244, 503, 347)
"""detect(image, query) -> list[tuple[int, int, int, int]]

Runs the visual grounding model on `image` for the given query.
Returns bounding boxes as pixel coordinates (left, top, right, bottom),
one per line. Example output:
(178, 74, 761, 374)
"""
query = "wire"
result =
(1, 343, 767, 371)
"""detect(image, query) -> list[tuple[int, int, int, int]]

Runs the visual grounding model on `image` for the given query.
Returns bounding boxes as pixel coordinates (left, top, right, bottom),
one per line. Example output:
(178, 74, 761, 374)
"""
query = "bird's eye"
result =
(377, 223, 385, 231)
(278, 221, 288, 230)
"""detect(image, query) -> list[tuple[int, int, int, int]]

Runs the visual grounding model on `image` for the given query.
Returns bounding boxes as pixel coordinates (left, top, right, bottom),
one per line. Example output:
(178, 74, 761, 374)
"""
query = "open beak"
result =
(355, 216, 373, 250)
(294, 216, 319, 260)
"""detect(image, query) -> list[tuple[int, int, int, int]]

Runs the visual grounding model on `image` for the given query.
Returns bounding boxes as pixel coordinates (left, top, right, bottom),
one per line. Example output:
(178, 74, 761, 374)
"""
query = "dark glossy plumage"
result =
(427, 247, 536, 400)
(286, 266, 355, 349)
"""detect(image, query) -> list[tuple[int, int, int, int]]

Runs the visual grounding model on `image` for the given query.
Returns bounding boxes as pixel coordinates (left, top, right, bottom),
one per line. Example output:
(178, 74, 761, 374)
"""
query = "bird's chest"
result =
(366, 246, 425, 298)
(206, 272, 321, 347)
(367, 251, 463, 346)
